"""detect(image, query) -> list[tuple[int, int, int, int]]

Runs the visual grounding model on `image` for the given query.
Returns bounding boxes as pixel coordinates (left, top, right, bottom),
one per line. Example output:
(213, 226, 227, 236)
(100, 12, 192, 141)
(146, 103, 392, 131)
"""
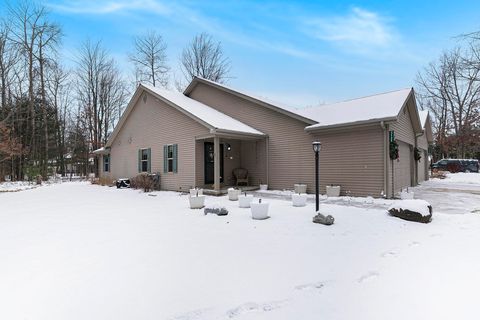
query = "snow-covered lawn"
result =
(1, 176, 480, 320)
(0, 180, 39, 192)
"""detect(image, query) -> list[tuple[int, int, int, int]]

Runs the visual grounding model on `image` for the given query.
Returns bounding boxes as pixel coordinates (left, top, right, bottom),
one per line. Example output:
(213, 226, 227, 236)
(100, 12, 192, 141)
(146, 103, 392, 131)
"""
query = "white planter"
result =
(292, 193, 307, 207)
(228, 189, 240, 201)
(189, 195, 206, 209)
(251, 202, 270, 220)
(259, 184, 268, 191)
(239, 195, 254, 208)
(326, 185, 341, 197)
(190, 188, 203, 196)
(400, 191, 414, 200)
(294, 184, 307, 194)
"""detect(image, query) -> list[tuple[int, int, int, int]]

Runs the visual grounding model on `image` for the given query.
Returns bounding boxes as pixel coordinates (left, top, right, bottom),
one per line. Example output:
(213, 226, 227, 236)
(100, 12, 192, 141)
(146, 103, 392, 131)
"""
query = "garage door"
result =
(394, 141, 413, 194)
(417, 148, 427, 182)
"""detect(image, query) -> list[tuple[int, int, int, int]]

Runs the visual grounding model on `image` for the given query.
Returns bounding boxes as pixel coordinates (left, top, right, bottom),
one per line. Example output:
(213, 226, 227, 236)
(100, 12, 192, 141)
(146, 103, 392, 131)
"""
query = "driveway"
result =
(413, 173, 480, 214)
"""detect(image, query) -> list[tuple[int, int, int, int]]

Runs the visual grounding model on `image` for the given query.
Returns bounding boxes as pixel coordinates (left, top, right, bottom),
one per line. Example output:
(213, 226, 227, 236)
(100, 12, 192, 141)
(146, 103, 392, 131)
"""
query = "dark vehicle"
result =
(432, 159, 479, 173)
(460, 159, 479, 173)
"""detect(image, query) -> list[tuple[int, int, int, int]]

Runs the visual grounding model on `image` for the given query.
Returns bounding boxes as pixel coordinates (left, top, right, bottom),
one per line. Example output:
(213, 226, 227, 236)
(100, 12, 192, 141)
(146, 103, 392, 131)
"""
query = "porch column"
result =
(214, 136, 220, 191)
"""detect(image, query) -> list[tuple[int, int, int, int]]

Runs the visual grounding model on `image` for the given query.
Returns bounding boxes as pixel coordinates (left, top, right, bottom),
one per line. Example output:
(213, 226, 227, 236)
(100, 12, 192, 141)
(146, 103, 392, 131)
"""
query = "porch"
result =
(194, 131, 268, 194)
(201, 185, 259, 196)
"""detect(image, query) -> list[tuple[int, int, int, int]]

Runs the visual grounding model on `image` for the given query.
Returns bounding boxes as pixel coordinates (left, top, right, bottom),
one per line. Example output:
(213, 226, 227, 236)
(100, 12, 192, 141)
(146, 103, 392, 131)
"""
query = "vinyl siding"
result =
(417, 148, 427, 182)
(311, 125, 385, 197)
(98, 156, 112, 181)
(108, 91, 209, 191)
(240, 139, 267, 186)
(194, 138, 244, 187)
(390, 103, 416, 145)
(188, 83, 315, 192)
(417, 132, 429, 150)
(188, 83, 385, 197)
(389, 104, 416, 194)
(416, 133, 429, 182)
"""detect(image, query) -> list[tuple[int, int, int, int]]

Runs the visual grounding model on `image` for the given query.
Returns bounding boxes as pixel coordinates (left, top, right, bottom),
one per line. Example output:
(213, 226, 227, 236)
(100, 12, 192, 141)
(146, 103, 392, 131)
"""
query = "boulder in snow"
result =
(388, 199, 432, 223)
(312, 212, 334, 225)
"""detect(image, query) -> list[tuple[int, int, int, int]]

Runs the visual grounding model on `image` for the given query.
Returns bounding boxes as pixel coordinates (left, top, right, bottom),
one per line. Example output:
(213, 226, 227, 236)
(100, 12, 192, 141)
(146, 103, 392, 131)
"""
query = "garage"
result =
(417, 148, 428, 182)
(394, 141, 413, 193)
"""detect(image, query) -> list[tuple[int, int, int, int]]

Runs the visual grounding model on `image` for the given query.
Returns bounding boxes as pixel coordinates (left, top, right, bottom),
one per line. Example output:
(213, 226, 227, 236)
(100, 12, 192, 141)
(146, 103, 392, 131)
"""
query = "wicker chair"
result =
(233, 168, 249, 186)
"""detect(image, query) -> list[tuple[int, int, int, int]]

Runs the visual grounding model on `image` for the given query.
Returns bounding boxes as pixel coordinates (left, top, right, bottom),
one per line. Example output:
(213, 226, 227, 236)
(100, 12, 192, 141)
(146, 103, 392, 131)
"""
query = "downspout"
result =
(380, 121, 388, 198)
(265, 136, 270, 187)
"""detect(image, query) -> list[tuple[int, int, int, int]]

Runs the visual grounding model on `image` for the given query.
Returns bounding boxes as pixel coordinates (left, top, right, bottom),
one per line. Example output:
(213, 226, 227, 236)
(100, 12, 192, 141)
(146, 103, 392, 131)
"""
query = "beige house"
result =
(95, 77, 433, 198)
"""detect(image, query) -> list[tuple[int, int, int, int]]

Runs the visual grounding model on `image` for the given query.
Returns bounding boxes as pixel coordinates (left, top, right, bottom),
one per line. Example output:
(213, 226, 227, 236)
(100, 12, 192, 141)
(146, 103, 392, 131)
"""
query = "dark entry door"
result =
(204, 142, 224, 184)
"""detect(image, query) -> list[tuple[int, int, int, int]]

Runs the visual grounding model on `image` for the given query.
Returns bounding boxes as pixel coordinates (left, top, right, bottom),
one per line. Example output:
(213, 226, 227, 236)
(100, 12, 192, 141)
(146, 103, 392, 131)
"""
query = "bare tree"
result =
(75, 39, 128, 175)
(417, 43, 480, 159)
(129, 30, 169, 87)
(0, 22, 18, 113)
(178, 32, 230, 89)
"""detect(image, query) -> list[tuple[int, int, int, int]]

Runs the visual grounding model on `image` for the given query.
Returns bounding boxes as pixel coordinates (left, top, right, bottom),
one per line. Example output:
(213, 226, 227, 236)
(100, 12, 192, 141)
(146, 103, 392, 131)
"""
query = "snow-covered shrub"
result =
(98, 177, 114, 187)
(130, 174, 154, 192)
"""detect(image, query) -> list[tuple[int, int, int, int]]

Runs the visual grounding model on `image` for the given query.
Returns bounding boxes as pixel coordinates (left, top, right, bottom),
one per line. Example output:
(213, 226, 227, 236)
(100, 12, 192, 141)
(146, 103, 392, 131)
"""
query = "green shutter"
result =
(163, 145, 168, 173)
(147, 148, 151, 173)
(173, 144, 178, 173)
(138, 149, 142, 172)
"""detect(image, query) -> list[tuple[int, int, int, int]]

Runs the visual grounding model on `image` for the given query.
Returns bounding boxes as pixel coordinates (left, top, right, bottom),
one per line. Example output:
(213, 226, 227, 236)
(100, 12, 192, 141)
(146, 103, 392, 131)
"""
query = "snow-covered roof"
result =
(184, 77, 317, 125)
(418, 110, 429, 128)
(303, 88, 413, 130)
(142, 84, 265, 136)
(92, 147, 109, 155)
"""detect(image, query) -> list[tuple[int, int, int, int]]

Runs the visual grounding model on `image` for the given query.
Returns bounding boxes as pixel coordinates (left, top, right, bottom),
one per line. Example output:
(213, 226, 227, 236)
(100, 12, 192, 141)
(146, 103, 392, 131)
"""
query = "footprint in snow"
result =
(226, 300, 286, 318)
(409, 241, 420, 247)
(169, 308, 212, 320)
(381, 250, 398, 258)
(358, 271, 379, 283)
(295, 281, 325, 292)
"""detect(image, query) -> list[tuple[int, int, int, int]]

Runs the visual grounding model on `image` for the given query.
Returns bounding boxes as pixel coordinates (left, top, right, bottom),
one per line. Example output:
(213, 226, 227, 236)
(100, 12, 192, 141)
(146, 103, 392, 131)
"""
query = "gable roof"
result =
(304, 88, 423, 132)
(184, 77, 317, 125)
(418, 110, 434, 143)
(418, 110, 429, 128)
(105, 84, 265, 147)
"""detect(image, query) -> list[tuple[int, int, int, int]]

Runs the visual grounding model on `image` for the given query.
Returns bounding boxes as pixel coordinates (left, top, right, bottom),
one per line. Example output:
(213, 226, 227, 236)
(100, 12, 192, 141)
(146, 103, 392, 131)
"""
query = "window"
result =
(141, 149, 149, 172)
(163, 144, 178, 173)
(103, 155, 110, 172)
(167, 145, 174, 172)
(138, 148, 151, 173)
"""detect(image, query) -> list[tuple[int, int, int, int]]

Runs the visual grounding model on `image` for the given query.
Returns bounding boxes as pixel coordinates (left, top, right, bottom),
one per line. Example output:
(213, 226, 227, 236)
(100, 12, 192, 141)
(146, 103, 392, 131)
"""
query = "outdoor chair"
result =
(233, 168, 249, 186)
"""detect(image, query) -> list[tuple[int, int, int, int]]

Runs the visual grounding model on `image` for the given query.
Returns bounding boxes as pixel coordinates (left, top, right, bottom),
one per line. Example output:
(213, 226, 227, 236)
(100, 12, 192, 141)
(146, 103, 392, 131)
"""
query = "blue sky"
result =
(3, 0, 480, 106)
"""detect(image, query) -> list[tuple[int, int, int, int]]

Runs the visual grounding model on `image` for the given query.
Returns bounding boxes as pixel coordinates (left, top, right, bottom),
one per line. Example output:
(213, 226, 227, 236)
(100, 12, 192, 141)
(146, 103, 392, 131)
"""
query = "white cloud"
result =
(48, 0, 171, 15)
(305, 7, 396, 49)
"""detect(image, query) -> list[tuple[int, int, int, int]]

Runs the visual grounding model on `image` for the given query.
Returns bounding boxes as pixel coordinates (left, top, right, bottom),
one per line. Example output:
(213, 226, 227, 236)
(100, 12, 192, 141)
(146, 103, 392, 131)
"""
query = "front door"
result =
(204, 142, 224, 184)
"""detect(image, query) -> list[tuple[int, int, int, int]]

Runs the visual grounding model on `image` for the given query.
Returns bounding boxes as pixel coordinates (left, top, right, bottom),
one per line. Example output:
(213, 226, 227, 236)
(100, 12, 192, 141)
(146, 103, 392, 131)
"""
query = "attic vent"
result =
(143, 93, 147, 103)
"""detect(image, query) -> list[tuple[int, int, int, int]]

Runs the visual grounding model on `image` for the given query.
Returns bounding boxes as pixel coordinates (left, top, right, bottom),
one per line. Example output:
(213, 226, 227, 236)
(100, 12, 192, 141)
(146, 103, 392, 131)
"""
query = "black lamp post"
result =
(312, 141, 322, 212)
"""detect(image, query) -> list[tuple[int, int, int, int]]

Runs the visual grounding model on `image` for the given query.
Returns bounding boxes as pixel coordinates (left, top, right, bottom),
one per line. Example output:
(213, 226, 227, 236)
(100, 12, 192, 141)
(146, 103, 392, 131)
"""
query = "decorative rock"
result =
(312, 212, 334, 225)
(388, 200, 432, 223)
(204, 206, 229, 216)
